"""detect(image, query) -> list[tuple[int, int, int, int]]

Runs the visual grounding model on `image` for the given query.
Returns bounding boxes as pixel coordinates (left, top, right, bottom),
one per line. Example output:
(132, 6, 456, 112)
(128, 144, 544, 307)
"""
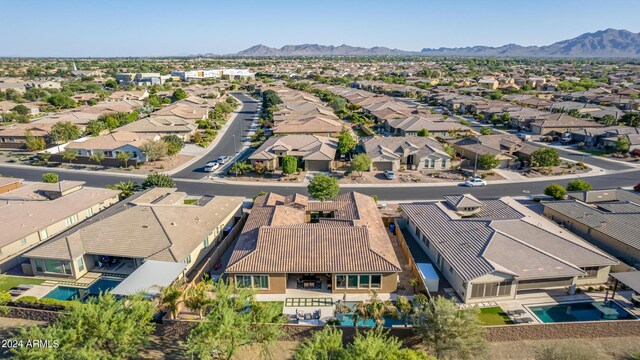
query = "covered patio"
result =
(610, 271, 640, 307)
(111, 260, 187, 298)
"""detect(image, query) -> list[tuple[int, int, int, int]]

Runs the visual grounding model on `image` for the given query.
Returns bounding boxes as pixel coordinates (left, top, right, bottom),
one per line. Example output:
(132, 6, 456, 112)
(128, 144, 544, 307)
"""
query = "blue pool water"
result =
(43, 278, 123, 301)
(337, 313, 407, 327)
(529, 301, 634, 323)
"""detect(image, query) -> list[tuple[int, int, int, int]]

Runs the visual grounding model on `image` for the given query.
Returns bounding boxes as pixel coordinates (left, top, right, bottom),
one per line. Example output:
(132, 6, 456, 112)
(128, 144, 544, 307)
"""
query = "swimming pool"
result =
(528, 301, 634, 323)
(43, 278, 123, 301)
(337, 313, 407, 327)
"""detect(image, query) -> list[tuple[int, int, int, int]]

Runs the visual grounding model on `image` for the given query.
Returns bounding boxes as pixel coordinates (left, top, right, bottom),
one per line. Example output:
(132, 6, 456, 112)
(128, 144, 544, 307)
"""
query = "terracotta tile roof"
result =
(226, 191, 401, 274)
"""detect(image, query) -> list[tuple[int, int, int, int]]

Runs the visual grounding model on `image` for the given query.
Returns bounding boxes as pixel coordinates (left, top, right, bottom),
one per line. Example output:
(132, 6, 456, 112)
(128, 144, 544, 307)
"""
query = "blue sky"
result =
(4, 0, 640, 57)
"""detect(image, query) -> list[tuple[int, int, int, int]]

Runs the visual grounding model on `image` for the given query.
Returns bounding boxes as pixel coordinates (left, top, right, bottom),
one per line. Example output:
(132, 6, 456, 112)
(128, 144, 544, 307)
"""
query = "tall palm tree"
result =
(408, 278, 420, 294)
(396, 295, 413, 327)
(362, 291, 399, 328)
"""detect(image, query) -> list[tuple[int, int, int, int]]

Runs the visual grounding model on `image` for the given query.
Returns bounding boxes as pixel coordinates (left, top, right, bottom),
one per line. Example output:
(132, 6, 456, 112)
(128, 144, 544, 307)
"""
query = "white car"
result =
(464, 178, 487, 187)
(217, 156, 230, 164)
(384, 170, 396, 180)
(204, 161, 220, 172)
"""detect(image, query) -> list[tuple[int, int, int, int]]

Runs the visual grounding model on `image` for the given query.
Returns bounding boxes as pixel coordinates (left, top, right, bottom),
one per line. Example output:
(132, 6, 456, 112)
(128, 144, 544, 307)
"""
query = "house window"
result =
(436, 253, 443, 269)
(415, 227, 421, 238)
(347, 275, 358, 288)
(422, 234, 429, 248)
(335, 275, 347, 289)
(76, 257, 84, 272)
(431, 159, 436, 168)
(86, 208, 94, 217)
(41, 259, 73, 275)
(203, 236, 209, 248)
(35, 260, 43, 272)
(581, 267, 599, 279)
(20, 238, 27, 246)
(359, 275, 370, 288)
(39, 229, 48, 240)
(371, 275, 382, 289)
(183, 255, 191, 264)
(104, 151, 113, 157)
(470, 281, 513, 299)
(442, 159, 447, 168)
(252, 275, 269, 289)
(235, 275, 252, 288)
(65, 214, 79, 226)
(424, 160, 430, 168)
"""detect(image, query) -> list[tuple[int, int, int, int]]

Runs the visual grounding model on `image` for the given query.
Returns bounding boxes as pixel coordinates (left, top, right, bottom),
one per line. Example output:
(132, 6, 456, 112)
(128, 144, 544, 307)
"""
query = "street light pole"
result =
(233, 134, 238, 181)
(473, 135, 480, 174)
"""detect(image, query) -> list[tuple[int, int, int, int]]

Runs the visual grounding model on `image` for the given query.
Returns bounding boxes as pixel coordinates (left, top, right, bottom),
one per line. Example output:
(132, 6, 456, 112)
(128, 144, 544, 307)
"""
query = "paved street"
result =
(172, 92, 260, 179)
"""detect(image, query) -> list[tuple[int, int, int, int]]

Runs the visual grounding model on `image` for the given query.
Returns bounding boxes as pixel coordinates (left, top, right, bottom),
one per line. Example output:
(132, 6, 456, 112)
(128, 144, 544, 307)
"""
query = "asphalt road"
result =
(1, 162, 638, 201)
(172, 92, 261, 179)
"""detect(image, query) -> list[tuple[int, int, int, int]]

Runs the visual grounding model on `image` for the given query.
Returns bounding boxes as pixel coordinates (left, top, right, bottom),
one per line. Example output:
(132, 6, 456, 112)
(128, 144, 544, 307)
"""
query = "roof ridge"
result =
(149, 207, 178, 261)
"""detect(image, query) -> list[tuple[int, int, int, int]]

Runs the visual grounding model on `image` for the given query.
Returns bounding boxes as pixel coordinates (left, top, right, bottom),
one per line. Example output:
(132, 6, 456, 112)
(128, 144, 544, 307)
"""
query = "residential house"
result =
(383, 116, 472, 137)
(543, 189, 640, 267)
(0, 124, 50, 149)
(65, 131, 159, 164)
(225, 192, 402, 294)
(107, 90, 149, 102)
(0, 180, 120, 272)
(400, 195, 617, 303)
(361, 136, 451, 171)
(23, 188, 244, 279)
(117, 116, 197, 141)
(530, 113, 603, 135)
(249, 135, 338, 172)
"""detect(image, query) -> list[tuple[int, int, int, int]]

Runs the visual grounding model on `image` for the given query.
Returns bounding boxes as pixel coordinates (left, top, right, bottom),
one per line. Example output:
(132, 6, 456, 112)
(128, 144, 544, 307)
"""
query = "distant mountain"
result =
(420, 29, 640, 57)
(235, 44, 414, 56)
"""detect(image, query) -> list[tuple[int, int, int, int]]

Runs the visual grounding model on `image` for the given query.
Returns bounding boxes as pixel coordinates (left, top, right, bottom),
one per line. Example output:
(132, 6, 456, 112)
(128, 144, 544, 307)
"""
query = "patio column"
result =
(611, 278, 618, 300)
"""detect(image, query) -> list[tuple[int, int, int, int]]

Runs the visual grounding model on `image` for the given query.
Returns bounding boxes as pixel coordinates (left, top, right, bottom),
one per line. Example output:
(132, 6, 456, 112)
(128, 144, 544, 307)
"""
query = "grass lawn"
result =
(477, 307, 513, 326)
(183, 199, 197, 205)
(581, 149, 608, 157)
(0, 276, 45, 292)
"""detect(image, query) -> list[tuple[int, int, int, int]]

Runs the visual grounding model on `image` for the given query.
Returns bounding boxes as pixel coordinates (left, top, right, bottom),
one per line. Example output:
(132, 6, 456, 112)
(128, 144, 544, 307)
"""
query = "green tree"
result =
(409, 277, 420, 294)
(160, 281, 184, 319)
(51, 121, 82, 142)
(417, 128, 430, 137)
(357, 291, 399, 328)
(162, 135, 185, 157)
(337, 128, 356, 155)
(90, 152, 106, 166)
(544, 184, 567, 199)
(142, 173, 175, 189)
(186, 281, 285, 360)
(396, 295, 414, 328)
(85, 119, 107, 136)
(47, 93, 77, 109)
(478, 153, 500, 170)
(413, 296, 487, 360)
(480, 127, 492, 135)
(62, 148, 78, 163)
(106, 181, 140, 199)
(41, 173, 59, 183)
(183, 279, 213, 320)
(294, 326, 346, 360)
(25, 130, 46, 151)
(566, 179, 592, 192)
(282, 155, 298, 175)
(140, 140, 168, 162)
(616, 135, 631, 153)
(104, 79, 118, 89)
(328, 96, 347, 114)
(531, 148, 561, 167)
(12, 104, 29, 115)
(116, 150, 131, 167)
(349, 153, 372, 177)
(307, 174, 339, 201)
(39, 151, 52, 163)
(10, 293, 155, 360)
(171, 88, 187, 102)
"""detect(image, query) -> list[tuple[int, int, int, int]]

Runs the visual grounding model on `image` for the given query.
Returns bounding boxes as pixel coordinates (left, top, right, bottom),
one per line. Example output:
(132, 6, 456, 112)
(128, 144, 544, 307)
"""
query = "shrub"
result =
(41, 173, 59, 183)
(598, 285, 605, 291)
(566, 179, 592, 192)
(587, 286, 594, 292)
(282, 155, 298, 175)
(15, 296, 38, 304)
(544, 184, 567, 199)
(531, 148, 561, 167)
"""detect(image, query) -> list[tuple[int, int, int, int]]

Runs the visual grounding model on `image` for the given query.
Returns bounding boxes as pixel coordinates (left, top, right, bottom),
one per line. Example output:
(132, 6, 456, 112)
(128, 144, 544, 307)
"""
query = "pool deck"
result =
(497, 288, 640, 324)
(12, 271, 114, 300)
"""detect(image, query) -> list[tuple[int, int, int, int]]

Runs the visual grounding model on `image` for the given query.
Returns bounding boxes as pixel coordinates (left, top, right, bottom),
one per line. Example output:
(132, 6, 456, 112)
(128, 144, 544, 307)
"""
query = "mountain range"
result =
(230, 29, 640, 58)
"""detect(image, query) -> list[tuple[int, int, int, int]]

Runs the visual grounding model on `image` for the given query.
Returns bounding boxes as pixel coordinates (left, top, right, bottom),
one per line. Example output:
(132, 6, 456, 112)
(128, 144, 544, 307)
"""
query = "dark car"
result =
(634, 183, 640, 192)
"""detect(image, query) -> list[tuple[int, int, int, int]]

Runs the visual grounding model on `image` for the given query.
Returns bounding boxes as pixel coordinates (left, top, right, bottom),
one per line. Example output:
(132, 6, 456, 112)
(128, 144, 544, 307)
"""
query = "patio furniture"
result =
(304, 313, 313, 321)
(313, 310, 321, 319)
(15, 284, 34, 291)
(507, 309, 526, 317)
(296, 309, 304, 320)
(8, 289, 23, 297)
(514, 317, 534, 324)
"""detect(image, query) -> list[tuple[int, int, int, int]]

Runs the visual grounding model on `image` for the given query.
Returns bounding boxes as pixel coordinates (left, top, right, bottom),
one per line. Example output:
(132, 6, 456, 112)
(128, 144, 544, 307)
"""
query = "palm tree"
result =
(409, 278, 420, 294)
(396, 295, 413, 327)
(183, 279, 213, 319)
(362, 291, 399, 328)
(106, 181, 140, 200)
(160, 281, 184, 319)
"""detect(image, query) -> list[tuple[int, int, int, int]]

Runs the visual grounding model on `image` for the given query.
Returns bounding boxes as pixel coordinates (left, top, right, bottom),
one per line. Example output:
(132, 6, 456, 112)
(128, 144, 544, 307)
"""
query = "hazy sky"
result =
(4, 0, 640, 57)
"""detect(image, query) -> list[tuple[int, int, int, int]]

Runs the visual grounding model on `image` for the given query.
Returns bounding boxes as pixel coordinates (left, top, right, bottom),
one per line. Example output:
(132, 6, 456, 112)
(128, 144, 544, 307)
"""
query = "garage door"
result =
(305, 160, 330, 171)
(372, 161, 393, 171)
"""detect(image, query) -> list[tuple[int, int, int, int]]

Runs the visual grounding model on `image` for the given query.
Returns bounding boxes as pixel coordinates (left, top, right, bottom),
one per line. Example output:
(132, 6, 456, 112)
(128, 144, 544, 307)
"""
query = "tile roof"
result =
(226, 192, 401, 274)
(401, 197, 617, 282)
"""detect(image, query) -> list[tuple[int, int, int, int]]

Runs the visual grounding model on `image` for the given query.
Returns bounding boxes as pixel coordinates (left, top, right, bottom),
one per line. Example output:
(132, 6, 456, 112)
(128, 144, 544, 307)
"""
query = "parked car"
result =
(384, 170, 395, 180)
(464, 178, 487, 187)
(204, 161, 219, 172)
(217, 155, 230, 164)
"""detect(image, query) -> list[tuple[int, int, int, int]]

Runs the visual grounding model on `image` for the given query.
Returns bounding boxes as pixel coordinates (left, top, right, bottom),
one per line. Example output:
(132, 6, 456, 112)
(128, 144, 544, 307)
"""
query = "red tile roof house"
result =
(225, 192, 402, 295)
